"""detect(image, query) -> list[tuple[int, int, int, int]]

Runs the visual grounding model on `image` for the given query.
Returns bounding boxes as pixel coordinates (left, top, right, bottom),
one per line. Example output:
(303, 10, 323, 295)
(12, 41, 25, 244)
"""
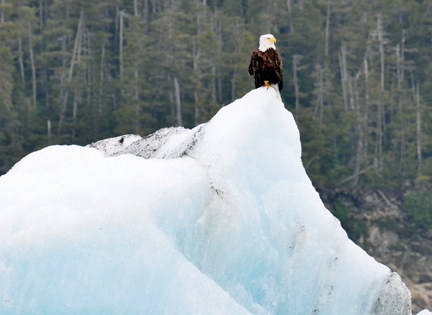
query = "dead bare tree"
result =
(192, 39, 201, 125)
(98, 40, 106, 117)
(351, 46, 373, 188)
(231, 18, 241, 101)
(416, 82, 422, 172)
(58, 10, 84, 135)
(364, 44, 371, 152)
(72, 86, 79, 143)
(352, 74, 364, 187)
(119, 10, 130, 78)
(286, 0, 294, 33)
(18, 36, 25, 84)
(1, 0, 5, 24)
(27, 20, 37, 108)
(376, 14, 385, 167)
(231, 66, 237, 101)
(313, 64, 324, 129)
(338, 51, 348, 111)
(173, 76, 182, 126)
(134, 0, 139, 16)
(47, 119, 51, 144)
(210, 10, 221, 104)
(339, 42, 354, 112)
(325, 0, 331, 59)
(142, 0, 149, 33)
(71, 21, 86, 143)
(292, 54, 303, 120)
(299, 0, 305, 12)
(395, 41, 406, 172)
(134, 61, 139, 100)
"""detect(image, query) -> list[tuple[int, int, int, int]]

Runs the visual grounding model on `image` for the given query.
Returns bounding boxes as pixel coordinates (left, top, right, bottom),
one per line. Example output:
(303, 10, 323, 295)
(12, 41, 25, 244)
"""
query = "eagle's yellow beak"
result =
(270, 37, 276, 43)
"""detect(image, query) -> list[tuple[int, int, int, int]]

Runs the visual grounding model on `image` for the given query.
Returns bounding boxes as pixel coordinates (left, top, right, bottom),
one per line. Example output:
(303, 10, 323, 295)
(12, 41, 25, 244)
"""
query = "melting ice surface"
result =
(0, 88, 421, 314)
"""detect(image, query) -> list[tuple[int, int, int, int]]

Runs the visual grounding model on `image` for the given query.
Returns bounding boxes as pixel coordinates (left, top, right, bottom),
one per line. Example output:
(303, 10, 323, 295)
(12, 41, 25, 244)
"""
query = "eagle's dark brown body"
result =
(248, 48, 283, 91)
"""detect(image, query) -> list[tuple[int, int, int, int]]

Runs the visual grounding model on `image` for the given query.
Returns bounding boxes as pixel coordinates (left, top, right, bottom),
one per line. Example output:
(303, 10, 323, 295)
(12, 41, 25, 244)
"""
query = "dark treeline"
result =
(1, 0, 432, 199)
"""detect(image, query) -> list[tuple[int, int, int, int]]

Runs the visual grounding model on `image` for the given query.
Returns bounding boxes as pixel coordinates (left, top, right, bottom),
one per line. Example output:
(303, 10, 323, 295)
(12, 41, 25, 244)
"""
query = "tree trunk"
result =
(47, 119, 51, 144)
(99, 40, 106, 116)
(286, 0, 294, 33)
(143, 0, 149, 33)
(173, 76, 182, 126)
(39, 0, 43, 28)
(44, 0, 48, 27)
(43, 69, 50, 110)
(194, 90, 199, 126)
(105, 63, 117, 111)
(313, 64, 324, 130)
(293, 54, 301, 120)
(319, 67, 323, 128)
(28, 21, 37, 108)
(352, 51, 370, 187)
(72, 87, 78, 143)
(377, 14, 385, 167)
(211, 64, 216, 103)
(58, 10, 84, 135)
(396, 43, 405, 172)
(134, 67, 139, 101)
(68, 10, 84, 83)
(378, 14, 385, 92)
(134, 0, 139, 16)
(416, 82, 422, 172)
(86, 27, 91, 116)
(364, 52, 370, 158)
(340, 43, 353, 111)
(338, 50, 347, 112)
(395, 39, 404, 168)
(114, 5, 119, 44)
(231, 66, 237, 101)
(218, 73, 222, 104)
(325, 0, 331, 58)
(1, 0, 4, 24)
(193, 40, 200, 126)
(299, 0, 305, 12)
(18, 36, 25, 84)
(120, 11, 124, 78)
(352, 76, 364, 187)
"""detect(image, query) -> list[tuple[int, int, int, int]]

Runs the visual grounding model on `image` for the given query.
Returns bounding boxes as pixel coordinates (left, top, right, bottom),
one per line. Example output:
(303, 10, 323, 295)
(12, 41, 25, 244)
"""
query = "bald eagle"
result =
(248, 34, 283, 98)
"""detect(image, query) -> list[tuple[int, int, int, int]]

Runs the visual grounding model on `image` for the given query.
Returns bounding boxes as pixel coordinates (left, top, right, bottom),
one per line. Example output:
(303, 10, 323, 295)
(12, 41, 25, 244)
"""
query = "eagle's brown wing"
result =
(248, 51, 256, 76)
(275, 50, 283, 91)
(248, 50, 263, 88)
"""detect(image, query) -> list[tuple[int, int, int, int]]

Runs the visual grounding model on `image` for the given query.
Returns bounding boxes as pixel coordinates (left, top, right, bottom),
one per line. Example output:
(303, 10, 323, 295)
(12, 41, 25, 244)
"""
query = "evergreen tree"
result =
(2, 0, 432, 198)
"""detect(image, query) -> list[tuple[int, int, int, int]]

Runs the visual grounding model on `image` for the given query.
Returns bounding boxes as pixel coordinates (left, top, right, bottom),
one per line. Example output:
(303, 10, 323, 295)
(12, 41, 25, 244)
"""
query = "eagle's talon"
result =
(264, 80, 274, 90)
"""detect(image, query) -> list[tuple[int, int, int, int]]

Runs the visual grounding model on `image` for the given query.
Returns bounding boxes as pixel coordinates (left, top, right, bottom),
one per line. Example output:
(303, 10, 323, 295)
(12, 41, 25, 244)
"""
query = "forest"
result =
(1, 0, 432, 223)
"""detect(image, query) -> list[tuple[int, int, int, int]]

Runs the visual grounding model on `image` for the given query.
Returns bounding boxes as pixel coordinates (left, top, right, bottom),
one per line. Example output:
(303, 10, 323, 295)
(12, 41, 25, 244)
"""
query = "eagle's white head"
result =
(258, 34, 277, 52)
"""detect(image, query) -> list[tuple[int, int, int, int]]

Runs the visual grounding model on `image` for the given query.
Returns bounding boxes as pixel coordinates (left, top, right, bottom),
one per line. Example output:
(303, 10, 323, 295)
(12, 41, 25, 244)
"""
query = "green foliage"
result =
(403, 191, 432, 229)
(334, 201, 350, 222)
(332, 200, 369, 242)
(0, 0, 431, 241)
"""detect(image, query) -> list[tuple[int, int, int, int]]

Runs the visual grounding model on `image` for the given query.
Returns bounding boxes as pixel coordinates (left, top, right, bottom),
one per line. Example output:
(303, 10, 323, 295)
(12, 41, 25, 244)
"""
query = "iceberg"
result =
(0, 88, 416, 314)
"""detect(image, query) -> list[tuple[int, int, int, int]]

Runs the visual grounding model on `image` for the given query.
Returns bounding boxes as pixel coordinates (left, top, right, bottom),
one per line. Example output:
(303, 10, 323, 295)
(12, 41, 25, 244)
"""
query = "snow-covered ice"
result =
(0, 88, 417, 314)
